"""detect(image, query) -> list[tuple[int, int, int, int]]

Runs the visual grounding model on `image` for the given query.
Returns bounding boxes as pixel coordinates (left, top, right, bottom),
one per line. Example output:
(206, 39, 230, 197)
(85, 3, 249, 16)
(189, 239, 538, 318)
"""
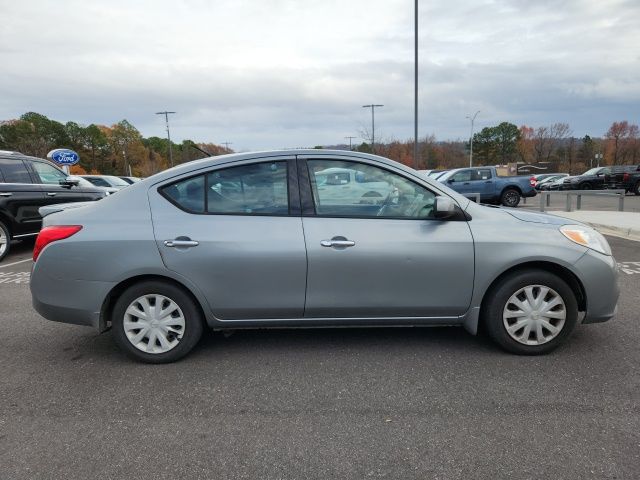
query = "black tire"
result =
(633, 181, 640, 196)
(580, 182, 592, 190)
(111, 280, 204, 363)
(500, 188, 521, 207)
(483, 269, 578, 355)
(0, 220, 11, 263)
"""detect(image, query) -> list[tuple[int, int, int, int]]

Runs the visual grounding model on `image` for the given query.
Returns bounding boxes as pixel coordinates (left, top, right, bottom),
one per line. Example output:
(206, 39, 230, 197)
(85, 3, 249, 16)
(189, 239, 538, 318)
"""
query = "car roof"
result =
(0, 150, 63, 169)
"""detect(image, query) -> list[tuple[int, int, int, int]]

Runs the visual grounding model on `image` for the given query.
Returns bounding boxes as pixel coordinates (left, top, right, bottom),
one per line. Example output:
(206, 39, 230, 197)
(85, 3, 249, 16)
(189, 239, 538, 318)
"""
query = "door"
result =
(470, 168, 496, 201)
(300, 157, 475, 318)
(149, 157, 307, 320)
(0, 158, 46, 236)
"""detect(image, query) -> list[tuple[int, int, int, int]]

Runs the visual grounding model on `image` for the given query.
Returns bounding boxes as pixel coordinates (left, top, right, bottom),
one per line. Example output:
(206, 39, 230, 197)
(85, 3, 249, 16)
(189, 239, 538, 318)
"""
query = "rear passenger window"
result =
(0, 159, 32, 183)
(207, 162, 288, 215)
(160, 161, 289, 215)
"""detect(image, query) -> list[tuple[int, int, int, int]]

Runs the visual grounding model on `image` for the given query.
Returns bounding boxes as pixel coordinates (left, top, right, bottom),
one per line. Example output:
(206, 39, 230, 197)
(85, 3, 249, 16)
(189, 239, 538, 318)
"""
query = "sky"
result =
(0, 0, 639, 151)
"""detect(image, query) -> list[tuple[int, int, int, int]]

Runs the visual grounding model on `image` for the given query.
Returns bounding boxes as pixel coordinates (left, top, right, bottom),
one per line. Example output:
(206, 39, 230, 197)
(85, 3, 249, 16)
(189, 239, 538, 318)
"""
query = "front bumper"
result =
(574, 250, 619, 324)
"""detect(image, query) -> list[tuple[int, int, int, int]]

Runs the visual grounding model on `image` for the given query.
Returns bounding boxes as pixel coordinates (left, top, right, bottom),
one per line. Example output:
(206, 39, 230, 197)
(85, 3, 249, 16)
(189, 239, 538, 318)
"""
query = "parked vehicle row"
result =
(0, 151, 142, 262)
(30, 150, 619, 362)
(0, 151, 110, 262)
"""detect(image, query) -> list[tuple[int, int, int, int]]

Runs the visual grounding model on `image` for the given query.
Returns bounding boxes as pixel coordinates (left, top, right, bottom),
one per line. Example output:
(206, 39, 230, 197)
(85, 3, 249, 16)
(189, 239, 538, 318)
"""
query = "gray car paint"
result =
(30, 149, 619, 336)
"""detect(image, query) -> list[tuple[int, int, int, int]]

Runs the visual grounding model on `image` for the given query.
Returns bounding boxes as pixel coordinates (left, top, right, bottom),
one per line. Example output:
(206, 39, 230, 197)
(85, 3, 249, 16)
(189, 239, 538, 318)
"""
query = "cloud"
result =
(0, 0, 638, 149)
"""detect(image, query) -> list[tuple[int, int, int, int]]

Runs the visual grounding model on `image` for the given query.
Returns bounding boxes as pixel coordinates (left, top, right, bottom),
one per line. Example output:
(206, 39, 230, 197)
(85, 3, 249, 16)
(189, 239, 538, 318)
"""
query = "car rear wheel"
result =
(112, 280, 204, 363)
(500, 188, 521, 207)
(483, 270, 578, 355)
(0, 221, 10, 262)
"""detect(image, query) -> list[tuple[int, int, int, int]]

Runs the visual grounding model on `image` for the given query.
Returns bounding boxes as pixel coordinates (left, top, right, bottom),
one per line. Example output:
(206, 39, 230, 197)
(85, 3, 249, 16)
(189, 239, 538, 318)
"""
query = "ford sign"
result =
(47, 149, 80, 166)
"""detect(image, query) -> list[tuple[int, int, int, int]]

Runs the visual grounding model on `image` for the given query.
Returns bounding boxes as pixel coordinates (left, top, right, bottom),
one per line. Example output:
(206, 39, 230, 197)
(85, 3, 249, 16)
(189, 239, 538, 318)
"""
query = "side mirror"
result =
(434, 196, 456, 219)
(60, 176, 80, 188)
(447, 178, 455, 183)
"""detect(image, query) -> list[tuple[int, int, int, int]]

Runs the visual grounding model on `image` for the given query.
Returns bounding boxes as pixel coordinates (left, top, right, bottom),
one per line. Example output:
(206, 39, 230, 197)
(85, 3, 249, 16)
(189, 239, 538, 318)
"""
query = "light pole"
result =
(156, 111, 176, 167)
(344, 136, 357, 150)
(414, 0, 419, 168)
(466, 110, 480, 167)
(362, 104, 383, 154)
(222, 142, 233, 152)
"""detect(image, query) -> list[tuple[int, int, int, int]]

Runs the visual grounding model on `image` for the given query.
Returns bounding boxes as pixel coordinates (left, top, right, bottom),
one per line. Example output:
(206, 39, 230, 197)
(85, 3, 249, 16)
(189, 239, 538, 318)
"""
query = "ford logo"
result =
(47, 149, 80, 166)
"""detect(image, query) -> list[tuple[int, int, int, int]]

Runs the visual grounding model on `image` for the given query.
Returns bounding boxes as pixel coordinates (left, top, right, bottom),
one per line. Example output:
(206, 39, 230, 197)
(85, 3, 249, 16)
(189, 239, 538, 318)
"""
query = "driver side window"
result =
(307, 160, 436, 219)
(30, 161, 68, 185)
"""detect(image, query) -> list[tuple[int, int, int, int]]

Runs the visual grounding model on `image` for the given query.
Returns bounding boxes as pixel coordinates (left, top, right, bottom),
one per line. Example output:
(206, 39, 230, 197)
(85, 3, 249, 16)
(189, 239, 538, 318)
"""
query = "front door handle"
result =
(0, 192, 12, 197)
(46, 192, 57, 197)
(320, 238, 355, 248)
(164, 239, 199, 248)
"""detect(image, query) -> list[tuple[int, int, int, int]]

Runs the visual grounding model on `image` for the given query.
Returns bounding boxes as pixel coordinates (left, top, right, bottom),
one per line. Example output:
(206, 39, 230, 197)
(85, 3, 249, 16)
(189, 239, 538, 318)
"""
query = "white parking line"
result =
(0, 272, 30, 284)
(619, 262, 640, 275)
(0, 258, 32, 269)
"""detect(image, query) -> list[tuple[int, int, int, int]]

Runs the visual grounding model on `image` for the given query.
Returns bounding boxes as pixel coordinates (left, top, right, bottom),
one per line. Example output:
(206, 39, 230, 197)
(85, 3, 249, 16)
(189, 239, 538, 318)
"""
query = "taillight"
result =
(33, 225, 83, 261)
(530, 176, 536, 186)
(623, 173, 630, 182)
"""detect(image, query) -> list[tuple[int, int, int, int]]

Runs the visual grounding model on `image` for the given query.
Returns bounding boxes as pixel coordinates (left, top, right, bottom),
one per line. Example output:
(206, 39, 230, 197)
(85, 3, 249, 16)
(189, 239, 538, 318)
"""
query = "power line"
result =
(362, 104, 383, 154)
(155, 111, 176, 166)
(344, 136, 357, 150)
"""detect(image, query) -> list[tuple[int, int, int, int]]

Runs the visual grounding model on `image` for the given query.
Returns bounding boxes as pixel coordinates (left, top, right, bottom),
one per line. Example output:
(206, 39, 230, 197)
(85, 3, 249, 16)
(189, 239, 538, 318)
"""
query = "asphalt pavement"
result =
(0, 236, 639, 479)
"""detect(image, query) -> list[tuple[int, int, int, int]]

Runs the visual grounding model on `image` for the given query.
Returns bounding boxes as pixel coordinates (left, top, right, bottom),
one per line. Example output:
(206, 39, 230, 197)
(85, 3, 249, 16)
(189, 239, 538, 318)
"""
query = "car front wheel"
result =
(0, 221, 10, 263)
(112, 280, 204, 363)
(483, 270, 578, 355)
(633, 181, 640, 196)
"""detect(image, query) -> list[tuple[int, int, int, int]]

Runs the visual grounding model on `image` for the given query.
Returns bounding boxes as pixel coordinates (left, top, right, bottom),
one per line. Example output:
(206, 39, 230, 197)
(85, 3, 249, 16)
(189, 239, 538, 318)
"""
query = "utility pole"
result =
(222, 142, 233, 152)
(362, 104, 383, 154)
(156, 111, 176, 167)
(414, 0, 419, 169)
(466, 110, 480, 167)
(344, 136, 357, 150)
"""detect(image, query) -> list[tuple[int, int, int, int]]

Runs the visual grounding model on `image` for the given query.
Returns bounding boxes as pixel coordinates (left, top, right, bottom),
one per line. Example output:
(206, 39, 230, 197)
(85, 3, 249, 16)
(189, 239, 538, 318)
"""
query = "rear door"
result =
(149, 156, 307, 320)
(0, 158, 46, 236)
(299, 155, 475, 319)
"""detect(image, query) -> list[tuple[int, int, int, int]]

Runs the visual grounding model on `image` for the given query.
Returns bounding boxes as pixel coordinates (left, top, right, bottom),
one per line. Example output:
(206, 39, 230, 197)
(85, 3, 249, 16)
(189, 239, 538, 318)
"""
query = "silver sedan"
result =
(30, 150, 619, 363)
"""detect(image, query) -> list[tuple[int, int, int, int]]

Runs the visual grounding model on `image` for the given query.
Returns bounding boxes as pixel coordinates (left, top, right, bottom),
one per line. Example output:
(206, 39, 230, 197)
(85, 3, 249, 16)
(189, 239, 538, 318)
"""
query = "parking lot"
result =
(1, 236, 639, 479)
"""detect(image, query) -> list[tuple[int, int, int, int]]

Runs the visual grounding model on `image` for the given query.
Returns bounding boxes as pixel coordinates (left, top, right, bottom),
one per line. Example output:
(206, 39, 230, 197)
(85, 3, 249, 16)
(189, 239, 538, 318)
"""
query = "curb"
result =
(585, 223, 640, 243)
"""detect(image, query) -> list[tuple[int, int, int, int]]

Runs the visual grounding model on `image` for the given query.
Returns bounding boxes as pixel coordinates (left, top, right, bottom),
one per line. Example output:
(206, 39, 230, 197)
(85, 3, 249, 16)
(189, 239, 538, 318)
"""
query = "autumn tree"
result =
(605, 121, 639, 164)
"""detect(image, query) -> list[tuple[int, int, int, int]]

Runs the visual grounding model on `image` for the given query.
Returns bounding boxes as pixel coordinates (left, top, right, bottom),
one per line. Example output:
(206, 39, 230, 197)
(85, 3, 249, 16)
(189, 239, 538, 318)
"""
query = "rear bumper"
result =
(30, 264, 115, 330)
(522, 190, 537, 198)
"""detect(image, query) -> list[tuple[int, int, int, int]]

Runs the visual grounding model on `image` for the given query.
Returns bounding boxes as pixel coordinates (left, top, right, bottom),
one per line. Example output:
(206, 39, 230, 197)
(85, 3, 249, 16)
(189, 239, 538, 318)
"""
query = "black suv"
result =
(0, 150, 106, 261)
(604, 165, 640, 195)
(560, 166, 610, 190)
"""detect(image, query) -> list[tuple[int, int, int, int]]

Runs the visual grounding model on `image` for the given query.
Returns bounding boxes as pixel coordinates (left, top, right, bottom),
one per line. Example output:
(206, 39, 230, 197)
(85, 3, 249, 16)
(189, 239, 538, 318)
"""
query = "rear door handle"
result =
(0, 192, 12, 197)
(46, 192, 57, 197)
(164, 239, 199, 248)
(320, 239, 355, 248)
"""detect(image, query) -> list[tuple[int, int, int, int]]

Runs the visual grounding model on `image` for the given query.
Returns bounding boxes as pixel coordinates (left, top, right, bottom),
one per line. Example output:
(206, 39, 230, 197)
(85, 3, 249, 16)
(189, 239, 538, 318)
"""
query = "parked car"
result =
(437, 167, 536, 207)
(529, 173, 566, 188)
(73, 176, 119, 196)
(561, 167, 610, 190)
(119, 176, 142, 185)
(536, 174, 569, 191)
(604, 165, 640, 195)
(428, 169, 449, 179)
(30, 150, 618, 362)
(539, 176, 568, 191)
(0, 150, 107, 262)
(81, 175, 131, 190)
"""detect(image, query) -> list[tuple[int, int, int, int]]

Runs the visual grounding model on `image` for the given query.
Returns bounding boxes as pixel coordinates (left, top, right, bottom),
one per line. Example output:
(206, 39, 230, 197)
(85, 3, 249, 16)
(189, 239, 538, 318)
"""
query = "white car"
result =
(313, 167, 392, 205)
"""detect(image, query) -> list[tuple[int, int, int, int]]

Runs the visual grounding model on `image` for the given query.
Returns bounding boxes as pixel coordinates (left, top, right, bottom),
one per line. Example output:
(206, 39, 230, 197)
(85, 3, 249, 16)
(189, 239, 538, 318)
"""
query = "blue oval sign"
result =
(47, 149, 80, 166)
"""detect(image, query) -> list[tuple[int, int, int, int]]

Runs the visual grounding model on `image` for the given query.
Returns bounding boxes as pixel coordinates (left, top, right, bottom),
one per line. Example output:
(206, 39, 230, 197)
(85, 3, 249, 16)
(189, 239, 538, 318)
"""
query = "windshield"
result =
(582, 168, 605, 176)
(104, 176, 130, 187)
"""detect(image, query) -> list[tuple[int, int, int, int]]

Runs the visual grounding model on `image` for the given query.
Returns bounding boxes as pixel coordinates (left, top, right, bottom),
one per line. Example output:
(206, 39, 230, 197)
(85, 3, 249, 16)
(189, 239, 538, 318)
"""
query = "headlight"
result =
(560, 224, 611, 255)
